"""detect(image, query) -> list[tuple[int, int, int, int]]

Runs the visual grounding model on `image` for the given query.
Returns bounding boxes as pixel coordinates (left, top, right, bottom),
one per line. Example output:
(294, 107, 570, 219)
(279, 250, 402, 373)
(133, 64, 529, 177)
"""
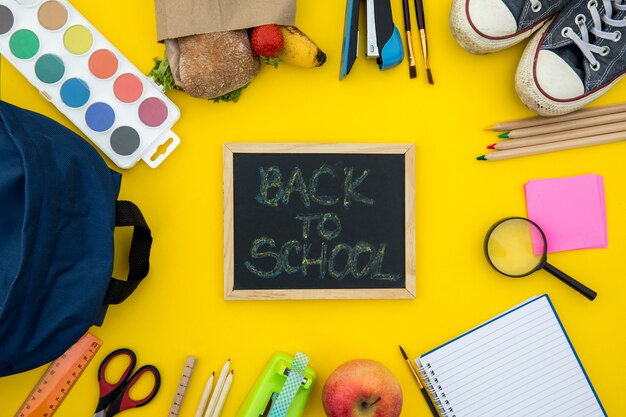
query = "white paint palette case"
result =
(0, 0, 181, 169)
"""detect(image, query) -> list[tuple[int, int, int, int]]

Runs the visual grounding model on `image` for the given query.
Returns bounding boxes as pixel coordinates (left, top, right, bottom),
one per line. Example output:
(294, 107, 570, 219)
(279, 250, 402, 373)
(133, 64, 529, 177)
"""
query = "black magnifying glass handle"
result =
(543, 263, 597, 301)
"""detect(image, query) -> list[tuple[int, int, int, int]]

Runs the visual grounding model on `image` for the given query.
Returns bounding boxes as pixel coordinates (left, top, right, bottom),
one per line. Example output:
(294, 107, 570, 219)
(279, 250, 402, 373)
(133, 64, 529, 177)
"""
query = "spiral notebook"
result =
(415, 295, 606, 417)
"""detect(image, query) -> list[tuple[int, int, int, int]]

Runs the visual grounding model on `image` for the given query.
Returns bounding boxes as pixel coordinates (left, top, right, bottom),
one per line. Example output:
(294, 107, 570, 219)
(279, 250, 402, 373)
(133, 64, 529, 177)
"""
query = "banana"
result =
(278, 26, 327, 68)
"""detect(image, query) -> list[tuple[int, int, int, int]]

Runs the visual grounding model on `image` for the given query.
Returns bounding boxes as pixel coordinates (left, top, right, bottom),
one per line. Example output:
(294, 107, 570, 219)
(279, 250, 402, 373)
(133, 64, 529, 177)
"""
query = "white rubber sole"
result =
(450, 0, 542, 54)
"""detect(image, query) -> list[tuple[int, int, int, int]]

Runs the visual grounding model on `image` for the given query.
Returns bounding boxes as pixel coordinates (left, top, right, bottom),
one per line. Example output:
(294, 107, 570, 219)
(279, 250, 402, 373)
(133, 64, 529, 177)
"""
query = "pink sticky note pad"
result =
(525, 174, 607, 254)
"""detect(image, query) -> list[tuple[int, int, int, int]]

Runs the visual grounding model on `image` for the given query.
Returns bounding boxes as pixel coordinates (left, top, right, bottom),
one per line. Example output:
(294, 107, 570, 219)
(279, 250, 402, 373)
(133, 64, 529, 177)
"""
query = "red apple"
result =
(322, 359, 403, 417)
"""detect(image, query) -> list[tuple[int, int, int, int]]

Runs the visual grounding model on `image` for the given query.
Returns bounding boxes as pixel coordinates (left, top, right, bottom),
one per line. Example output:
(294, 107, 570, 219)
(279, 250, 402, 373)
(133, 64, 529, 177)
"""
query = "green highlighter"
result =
(236, 352, 316, 417)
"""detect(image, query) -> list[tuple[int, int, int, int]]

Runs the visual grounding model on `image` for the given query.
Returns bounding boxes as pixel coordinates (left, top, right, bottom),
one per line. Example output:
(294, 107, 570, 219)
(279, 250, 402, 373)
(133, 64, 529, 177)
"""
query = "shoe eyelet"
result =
(591, 61, 601, 71)
(575, 14, 586, 25)
(600, 46, 610, 56)
(588, 0, 598, 9)
(614, 30, 622, 41)
(532, 2, 542, 12)
(562, 27, 572, 37)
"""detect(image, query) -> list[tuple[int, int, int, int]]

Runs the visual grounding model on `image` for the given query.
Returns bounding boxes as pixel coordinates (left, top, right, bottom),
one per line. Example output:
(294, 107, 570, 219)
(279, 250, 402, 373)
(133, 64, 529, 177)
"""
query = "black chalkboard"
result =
(224, 144, 415, 299)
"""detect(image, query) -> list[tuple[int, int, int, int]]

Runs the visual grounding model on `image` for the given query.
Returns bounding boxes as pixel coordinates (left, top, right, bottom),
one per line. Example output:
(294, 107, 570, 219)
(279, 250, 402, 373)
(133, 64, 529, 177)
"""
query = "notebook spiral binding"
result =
(417, 361, 455, 417)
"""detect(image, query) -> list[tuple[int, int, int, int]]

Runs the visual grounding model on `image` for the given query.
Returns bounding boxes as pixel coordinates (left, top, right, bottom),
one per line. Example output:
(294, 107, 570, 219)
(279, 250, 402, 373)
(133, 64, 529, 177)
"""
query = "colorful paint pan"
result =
(0, 5, 14, 35)
(60, 78, 90, 108)
(63, 25, 92, 55)
(15, 0, 41, 6)
(138, 98, 168, 127)
(35, 54, 65, 83)
(114, 73, 143, 103)
(38, 1, 67, 31)
(0, 0, 181, 169)
(10, 29, 39, 59)
(89, 49, 118, 79)
(85, 102, 115, 132)
(110, 126, 140, 156)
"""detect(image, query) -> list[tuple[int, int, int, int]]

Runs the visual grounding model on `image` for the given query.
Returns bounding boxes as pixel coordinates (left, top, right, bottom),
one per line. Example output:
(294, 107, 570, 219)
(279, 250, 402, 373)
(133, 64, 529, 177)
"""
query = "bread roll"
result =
(178, 31, 260, 99)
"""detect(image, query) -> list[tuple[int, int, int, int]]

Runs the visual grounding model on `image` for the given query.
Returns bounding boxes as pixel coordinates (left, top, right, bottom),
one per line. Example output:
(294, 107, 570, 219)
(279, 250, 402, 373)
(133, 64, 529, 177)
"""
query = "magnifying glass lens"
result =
(486, 218, 545, 276)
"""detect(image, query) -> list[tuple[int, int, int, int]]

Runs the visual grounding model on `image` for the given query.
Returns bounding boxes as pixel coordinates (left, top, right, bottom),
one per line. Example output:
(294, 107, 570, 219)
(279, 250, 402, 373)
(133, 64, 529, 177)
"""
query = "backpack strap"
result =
(103, 201, 153, 305)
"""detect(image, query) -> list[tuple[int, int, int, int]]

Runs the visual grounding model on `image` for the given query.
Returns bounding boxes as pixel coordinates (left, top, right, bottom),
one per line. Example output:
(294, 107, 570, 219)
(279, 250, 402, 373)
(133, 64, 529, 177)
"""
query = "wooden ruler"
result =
(15, 332, 103, 417)
(168, 355, 197, 417)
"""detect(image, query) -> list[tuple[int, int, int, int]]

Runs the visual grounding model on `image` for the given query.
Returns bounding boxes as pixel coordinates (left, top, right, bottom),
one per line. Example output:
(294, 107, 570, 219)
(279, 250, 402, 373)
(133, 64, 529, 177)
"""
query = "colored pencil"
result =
(210, 370, 233, 417)
(501, 111, 626, 139)
(203, 359, 230, 417)
(489, 121, 626, 150)
(478, 130, 626, 160)
(485, 102, 626, 131)
(194, 372, 215, 417)
(399, 345, 439, 416)
(413, 0, 433, 84)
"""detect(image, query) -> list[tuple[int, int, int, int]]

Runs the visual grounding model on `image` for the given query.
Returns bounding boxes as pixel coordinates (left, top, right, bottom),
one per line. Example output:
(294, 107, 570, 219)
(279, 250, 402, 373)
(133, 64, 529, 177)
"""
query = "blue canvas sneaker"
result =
(451, 0, 573, 54)
(517, 0, 626, 115)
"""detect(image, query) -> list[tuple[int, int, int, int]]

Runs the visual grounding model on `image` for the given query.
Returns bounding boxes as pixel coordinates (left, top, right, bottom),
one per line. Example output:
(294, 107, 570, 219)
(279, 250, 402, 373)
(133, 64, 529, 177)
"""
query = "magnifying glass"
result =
(484, 217, 597, 301)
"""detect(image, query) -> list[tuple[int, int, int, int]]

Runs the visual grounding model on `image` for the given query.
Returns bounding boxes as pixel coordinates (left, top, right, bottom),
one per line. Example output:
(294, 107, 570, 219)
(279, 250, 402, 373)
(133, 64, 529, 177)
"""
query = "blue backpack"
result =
(0, 100, 152, 376)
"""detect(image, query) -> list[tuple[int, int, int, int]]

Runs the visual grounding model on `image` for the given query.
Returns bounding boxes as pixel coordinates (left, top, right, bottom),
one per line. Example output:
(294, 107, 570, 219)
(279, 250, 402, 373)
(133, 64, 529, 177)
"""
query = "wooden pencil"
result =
(194, 372, 215, 417)
(203, 359, 230, 417)
(502, 111, 626, 138)
(478, 130, 626, 160)
(489, 121, 626, 150)
(210, 370, 233, 417)
(485, 102, 626, 131)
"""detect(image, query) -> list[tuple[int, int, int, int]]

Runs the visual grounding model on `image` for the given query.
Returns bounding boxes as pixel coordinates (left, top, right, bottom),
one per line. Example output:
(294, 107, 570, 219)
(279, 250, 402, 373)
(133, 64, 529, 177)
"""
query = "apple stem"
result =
(363, 397, 382, 408)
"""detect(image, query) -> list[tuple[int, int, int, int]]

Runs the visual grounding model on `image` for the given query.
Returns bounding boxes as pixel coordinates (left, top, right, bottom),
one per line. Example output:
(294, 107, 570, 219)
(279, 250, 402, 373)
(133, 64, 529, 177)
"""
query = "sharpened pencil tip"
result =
(477, 155, 487, 160)
(426, 69, 434, 84)
(499, 131, 510, 139)
(484, 125, 494, 131)
(487, 143, 496, 149)
(409, 65, 417, 79)
(399, 345, 408, 360)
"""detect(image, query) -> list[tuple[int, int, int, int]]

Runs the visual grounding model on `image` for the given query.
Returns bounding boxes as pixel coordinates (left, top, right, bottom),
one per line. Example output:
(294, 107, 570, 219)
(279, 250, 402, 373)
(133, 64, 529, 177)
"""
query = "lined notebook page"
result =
(416, 295, 606, 417)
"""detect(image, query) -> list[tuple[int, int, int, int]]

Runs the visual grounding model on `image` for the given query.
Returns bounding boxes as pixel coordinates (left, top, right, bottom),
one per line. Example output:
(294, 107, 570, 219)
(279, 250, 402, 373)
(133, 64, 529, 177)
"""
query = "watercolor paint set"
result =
(0, 0, 181, 169)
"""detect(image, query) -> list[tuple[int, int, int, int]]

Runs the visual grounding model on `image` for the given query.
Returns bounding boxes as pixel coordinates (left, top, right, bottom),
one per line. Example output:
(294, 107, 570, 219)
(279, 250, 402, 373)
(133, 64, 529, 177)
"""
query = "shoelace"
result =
(563, 0, 626, 71)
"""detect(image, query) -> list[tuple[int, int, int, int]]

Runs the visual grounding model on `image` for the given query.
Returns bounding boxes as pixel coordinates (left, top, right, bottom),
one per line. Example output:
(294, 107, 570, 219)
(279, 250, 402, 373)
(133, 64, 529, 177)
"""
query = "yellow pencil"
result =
(478, 130, 626, 160)
(485, 102, 626, 131)
(489, 121, 626, 150)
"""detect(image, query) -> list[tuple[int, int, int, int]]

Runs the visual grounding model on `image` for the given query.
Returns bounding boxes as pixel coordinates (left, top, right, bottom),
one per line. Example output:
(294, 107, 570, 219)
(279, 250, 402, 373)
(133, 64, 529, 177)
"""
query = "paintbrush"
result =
(413, 0, 433, 84)
(399, 345, 439, 416)
(401, 0, 417, 78)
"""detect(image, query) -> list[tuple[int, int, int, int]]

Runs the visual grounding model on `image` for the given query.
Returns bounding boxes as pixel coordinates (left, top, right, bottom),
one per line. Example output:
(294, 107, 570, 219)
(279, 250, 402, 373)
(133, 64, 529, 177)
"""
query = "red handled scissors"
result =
(93, 348, 161, 417)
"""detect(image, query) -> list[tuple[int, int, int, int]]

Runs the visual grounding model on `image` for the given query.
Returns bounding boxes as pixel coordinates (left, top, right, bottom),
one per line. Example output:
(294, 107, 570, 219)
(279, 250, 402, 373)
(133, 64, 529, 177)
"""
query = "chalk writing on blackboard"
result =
(224, 143, 415, 300)
(244, 164, 400, 282)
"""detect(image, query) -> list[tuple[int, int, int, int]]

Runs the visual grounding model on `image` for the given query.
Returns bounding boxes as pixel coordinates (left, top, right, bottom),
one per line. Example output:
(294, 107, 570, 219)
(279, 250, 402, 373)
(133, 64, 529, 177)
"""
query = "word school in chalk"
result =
(244, 164, 400, 282)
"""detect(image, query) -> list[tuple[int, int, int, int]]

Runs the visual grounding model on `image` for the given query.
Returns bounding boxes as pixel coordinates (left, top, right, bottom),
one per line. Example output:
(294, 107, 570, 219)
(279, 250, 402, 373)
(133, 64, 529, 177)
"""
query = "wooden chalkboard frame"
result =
(223, 143, 416, 300)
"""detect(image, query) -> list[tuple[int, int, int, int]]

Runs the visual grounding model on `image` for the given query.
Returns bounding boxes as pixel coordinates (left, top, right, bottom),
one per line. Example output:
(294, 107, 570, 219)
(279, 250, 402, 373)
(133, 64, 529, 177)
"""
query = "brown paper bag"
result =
(154, 0, 296, 41)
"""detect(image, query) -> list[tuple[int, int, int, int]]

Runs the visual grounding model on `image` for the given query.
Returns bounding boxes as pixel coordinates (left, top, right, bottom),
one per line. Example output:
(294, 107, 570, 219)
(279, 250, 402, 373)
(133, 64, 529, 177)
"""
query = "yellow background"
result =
(1, 0, 625, 415)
